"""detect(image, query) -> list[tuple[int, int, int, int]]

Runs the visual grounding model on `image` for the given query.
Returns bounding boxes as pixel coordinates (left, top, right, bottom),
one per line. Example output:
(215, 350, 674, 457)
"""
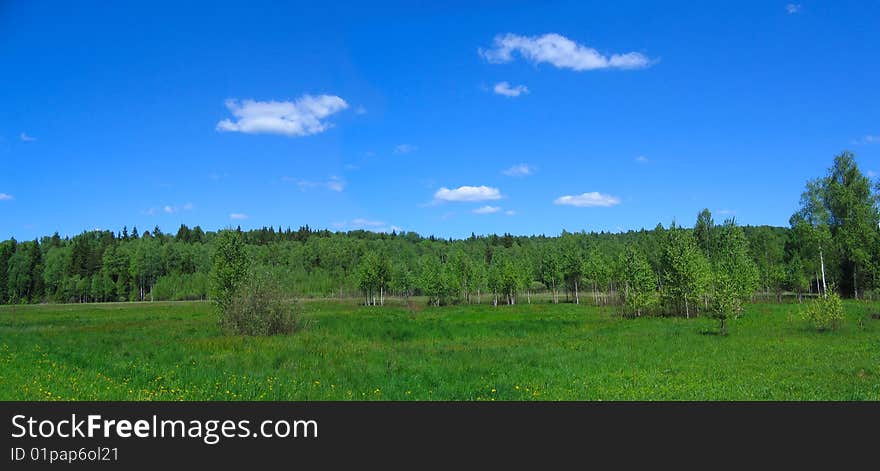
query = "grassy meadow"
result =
(1, 299, 879, 401)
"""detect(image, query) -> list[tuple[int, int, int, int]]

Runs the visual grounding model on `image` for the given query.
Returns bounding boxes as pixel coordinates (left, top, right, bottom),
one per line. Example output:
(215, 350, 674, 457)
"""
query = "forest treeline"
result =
(1, 152, 878, 315)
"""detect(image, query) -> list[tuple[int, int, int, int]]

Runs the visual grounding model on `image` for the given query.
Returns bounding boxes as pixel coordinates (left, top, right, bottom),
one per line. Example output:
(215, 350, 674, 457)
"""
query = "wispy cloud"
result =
(502, 164, 534, 177)
(867, 170, 877, 178)
(19, 132, 36, 142)
(229, 213, 248, 220)
(716, 209, 737, 216)
(480, 33, 652, 71)
(434, 185, 502, 203)
(0, 193, 13, 201)
(216, 94, 348, 137)
(394, 144, 418, 154)
(355, 106, 367, 115)
(786, 4, 802, 14)
(147, 203, 194, 215)
(493, 81, 529, 97)
(162, 203, 194, 214)
(554, 192, 621, 207)
(283, 175, 346, 192)
(635, 155, 649, 163)
(859, 135, 880, 144)
(505, 210, 516, 216)
(473, 205, 501, 214)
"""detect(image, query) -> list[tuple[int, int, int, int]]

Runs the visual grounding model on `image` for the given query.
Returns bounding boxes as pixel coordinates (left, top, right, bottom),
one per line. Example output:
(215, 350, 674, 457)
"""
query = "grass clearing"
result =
(1, 300, 879, 400)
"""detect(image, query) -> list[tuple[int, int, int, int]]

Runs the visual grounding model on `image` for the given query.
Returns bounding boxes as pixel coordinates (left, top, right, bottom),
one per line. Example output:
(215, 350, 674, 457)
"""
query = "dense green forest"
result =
(1, 152, 878, 312)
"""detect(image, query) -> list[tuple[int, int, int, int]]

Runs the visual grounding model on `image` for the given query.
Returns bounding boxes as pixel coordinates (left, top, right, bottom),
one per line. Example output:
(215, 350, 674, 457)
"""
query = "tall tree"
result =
(694, 208, 715, 258)
(662, 223, 711, 318)
(619, 245, 657, 317)
(209, 230, 249, 313)
(792, 151, 879, 298)
(709, 220, 760, 334)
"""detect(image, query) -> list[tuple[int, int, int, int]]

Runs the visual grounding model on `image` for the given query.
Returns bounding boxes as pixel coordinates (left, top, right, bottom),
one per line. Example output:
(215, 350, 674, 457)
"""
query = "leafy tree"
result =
(708, 220, 760, 334)
(792, 152, 880, 298)
(356, 251, 391, 306)
(418, 255, 450, 306)
(821, 152, 879, 298)
(390, 261, 416, 303)
(662, 224, 711, 318)
(694, 208, 715, 258)
(449, 249, 475, 303)
(540, 244, 564, 304)
(209, 230, 249, 313)
(561, 234, 586, 304)
(619, 245, 657, 317)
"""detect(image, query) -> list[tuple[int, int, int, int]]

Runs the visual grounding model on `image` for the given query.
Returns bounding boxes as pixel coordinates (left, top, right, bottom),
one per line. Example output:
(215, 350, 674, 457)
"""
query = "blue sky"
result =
(2, 1, 879, 240)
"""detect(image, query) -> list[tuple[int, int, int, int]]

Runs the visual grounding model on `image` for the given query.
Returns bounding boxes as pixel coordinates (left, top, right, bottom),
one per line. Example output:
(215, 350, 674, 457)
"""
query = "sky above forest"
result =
(1, 1, 879, 240)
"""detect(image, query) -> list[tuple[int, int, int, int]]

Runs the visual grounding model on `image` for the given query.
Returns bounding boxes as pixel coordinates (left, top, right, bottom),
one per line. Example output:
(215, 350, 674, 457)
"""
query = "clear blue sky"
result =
(2, 1, 879, 240)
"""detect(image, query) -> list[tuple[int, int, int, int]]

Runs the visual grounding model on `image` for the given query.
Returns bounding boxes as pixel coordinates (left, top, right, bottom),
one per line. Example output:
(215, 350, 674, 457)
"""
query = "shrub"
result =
(219, 274, 304, 336)
(802, 291, 844, 331)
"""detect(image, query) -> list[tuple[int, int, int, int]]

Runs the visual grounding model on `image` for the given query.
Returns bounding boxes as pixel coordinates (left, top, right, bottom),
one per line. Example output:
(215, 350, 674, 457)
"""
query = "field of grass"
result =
(1, 299, 879, 400)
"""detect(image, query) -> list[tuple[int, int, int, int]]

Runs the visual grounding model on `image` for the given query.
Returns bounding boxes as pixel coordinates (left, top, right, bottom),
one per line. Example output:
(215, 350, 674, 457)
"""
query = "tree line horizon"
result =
(1, 151, 878, 318)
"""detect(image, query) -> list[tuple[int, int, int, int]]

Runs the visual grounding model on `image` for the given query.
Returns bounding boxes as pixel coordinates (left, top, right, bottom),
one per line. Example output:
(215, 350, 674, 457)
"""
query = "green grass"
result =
(1, 299, 879, 400)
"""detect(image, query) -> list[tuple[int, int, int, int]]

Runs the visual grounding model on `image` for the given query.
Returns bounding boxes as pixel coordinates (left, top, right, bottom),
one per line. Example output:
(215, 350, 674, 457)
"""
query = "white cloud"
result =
(394, 144, 418, 154)
(434, 185, 502, 202)
(284, 175, 346, 192)
(0, 193, 13, 201)
(635, 155, 649, 163)
(152, 203, 194, 215)
(716, 209, 737, 216)
(505, 210, 516, 216)
(554, 192, 621, 207)
(20, 132, 36, 142)
(502, 164, 534, 177)
(479, 33, 652, 71)
(786, 4, 802, 14)
(216, 94, 348, 137)
(355, 106, 367, 115)
(229, 213, 248, 220)
(326, 177, 345, 192)
(862, 135, 880, 144)
(493, 81, 529, 97)
(473, 205, 501, 214)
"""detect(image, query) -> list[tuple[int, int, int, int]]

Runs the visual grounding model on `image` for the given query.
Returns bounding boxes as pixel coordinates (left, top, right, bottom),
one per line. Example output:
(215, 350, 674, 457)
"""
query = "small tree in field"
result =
(708, 220, 760, 335)
(209, 230, 249, 314)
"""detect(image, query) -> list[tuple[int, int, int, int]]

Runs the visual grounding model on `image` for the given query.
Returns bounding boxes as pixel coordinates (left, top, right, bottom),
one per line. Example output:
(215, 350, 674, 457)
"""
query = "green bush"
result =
(219, 274, 304, 336)
(802, 291, 844, 331)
